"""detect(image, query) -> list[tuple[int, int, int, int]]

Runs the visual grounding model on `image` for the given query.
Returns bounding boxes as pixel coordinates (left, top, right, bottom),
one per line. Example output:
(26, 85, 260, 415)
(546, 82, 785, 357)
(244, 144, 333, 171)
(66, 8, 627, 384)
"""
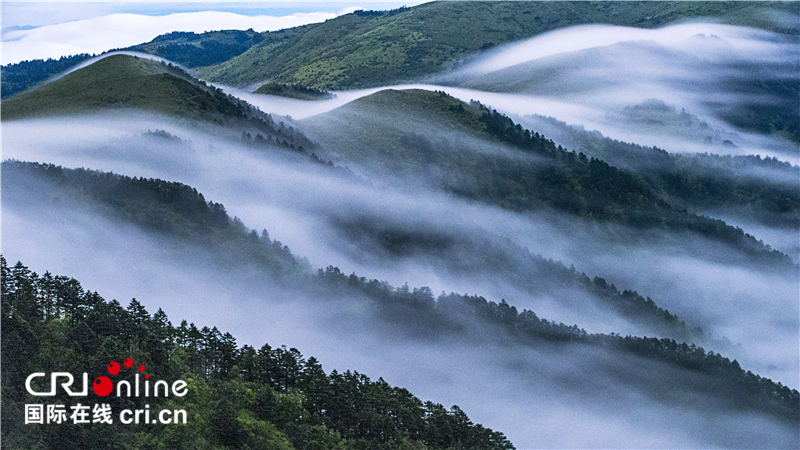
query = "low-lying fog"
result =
(1, 10, 343, 65)
(3, 114, 797, 389)
(4, 168, 799, 448)
(224, 81, 797, 161)
(3, 18, 799, 446)
(218, 20, 798, 164)
(225, 81, 798, 168)
(441, 22, 800, 157)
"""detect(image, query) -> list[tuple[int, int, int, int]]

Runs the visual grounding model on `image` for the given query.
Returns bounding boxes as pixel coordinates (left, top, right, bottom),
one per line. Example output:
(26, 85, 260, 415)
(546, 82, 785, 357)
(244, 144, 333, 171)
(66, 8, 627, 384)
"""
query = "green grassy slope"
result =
(2, 55, 245, 121)
(1, 54, 318, 152)
(303, 89, 488, 163)
(4, 2, 796, 99)
(196, 1, 800, 90)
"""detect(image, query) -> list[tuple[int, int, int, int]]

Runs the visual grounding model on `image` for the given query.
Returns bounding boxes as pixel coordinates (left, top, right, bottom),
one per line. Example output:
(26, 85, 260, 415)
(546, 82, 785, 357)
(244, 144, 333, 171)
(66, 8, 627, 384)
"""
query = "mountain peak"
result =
(3, 53, 228, 121)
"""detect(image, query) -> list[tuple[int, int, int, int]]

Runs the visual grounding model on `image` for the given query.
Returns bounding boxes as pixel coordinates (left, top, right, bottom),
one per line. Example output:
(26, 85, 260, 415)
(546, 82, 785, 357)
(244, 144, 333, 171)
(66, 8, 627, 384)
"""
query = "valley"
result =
(2, 2, 799, 448)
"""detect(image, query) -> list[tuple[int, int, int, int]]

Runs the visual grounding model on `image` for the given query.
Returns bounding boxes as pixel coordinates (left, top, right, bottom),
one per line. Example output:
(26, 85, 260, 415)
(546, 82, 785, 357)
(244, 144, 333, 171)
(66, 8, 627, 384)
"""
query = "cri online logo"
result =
(93, 358, 150, 397)
(26, 358, 187, 398)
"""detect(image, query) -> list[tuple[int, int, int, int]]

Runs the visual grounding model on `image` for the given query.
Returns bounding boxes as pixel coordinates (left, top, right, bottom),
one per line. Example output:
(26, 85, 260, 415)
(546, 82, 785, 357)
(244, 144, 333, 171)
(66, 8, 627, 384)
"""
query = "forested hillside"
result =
(4, 1, 797, 98)
(2, 2, 798, 447)
(194, 1, 799, 90)
(3, 161, 797, 428)
(126, 29, 265, 68)
(8, 54, 793, 267)
(1, 257, 514, 450)
(521, 113, 800, 228)
(1, 53, 94, 98)
(302, 90, 796, 266)
(2, 160, 700, 340)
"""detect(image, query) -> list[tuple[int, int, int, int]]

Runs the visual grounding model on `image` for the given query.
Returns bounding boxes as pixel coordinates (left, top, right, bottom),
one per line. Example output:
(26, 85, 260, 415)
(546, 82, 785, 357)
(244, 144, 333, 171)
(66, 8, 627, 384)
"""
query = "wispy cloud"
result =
(2, 11, 337, 64)
(455, 22, 797, 78)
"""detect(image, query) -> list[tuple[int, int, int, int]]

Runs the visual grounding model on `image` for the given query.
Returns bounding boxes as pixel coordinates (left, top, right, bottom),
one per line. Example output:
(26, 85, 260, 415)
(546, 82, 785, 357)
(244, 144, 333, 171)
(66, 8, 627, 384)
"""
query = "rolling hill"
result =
(4, 2, 797, 100)
(3, 54, 250, 123)
(126, 29, 266, 68)
(519, 111, 800, 230)
(1, 54, 317, 153)
(192, 1, 799, 90)
(1, 253, 515, 450)
(2, 159, 701, 341)
(2, 3, 799, 448)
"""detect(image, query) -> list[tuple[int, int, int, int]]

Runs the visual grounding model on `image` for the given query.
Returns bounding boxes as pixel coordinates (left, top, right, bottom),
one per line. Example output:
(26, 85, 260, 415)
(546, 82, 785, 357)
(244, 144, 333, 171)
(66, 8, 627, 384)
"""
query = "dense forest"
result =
(2, 3, 798, 446)
(0, 29, 264, 100)
(0, 53, 94, 98)
(1, 257, 514, 450)
(254, 82, 335, 101)
(329, 212, 700, 340)
(126, 29, 265, 69)
(193, 1, 799, 90)
(304, 90, 795, 266)
(473, 101, 799, 238)
(1, 55, 319, 156)
(521, 112, 800, 228)
(4, 2, 797, 98)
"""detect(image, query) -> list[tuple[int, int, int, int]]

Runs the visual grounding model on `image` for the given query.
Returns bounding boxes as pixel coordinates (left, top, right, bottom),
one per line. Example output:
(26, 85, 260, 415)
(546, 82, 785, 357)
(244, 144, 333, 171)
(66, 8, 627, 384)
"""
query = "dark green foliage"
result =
(3, 256, 797, 448)
(3, 162, 798, 439)
(254, 82, 335, 100)
(331, 213, 699, 340)
(143, 128, 184, 141)
(5, 160, 697, 339)
(459, 100, 794, 265)
(2, 161, 309, 279)
(658, 153, 800, 227)
(353, 6, 412, 19)
(314, 266, 799, 425)
(310, 90, 791, 265)
(1, 258, 514, 450)
(126, 29, 265, 68)
(712, 70, 800, 142)
(524, 113, 800, 228)
(1, 53, 94, 98)
(4, 2, 797, 99)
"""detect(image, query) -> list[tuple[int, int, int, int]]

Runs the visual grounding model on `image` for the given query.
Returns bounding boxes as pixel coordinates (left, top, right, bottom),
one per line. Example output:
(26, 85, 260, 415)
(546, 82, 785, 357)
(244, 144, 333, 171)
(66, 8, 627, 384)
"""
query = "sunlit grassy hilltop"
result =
(2, 55, 244, 122)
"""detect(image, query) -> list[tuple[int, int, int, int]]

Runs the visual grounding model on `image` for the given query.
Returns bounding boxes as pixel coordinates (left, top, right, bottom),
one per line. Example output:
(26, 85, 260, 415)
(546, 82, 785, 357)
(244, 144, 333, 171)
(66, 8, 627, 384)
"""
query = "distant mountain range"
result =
(4, 54, 797, 266)
(5, 160, 798, 430)
(4, 2, 798, 93)
(169, 2, 799, 90)
(2, 2, 798, 448)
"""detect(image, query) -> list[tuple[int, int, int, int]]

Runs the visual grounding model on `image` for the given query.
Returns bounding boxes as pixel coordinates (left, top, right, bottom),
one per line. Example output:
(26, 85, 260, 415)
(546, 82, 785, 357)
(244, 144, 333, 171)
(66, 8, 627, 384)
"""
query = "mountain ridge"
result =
(5, 1, 795, 99)
(1, 54, 319, 154)
(3, 161, 797, 428)
(194, 1, 800, 90)
(302, 89, 797, 266)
